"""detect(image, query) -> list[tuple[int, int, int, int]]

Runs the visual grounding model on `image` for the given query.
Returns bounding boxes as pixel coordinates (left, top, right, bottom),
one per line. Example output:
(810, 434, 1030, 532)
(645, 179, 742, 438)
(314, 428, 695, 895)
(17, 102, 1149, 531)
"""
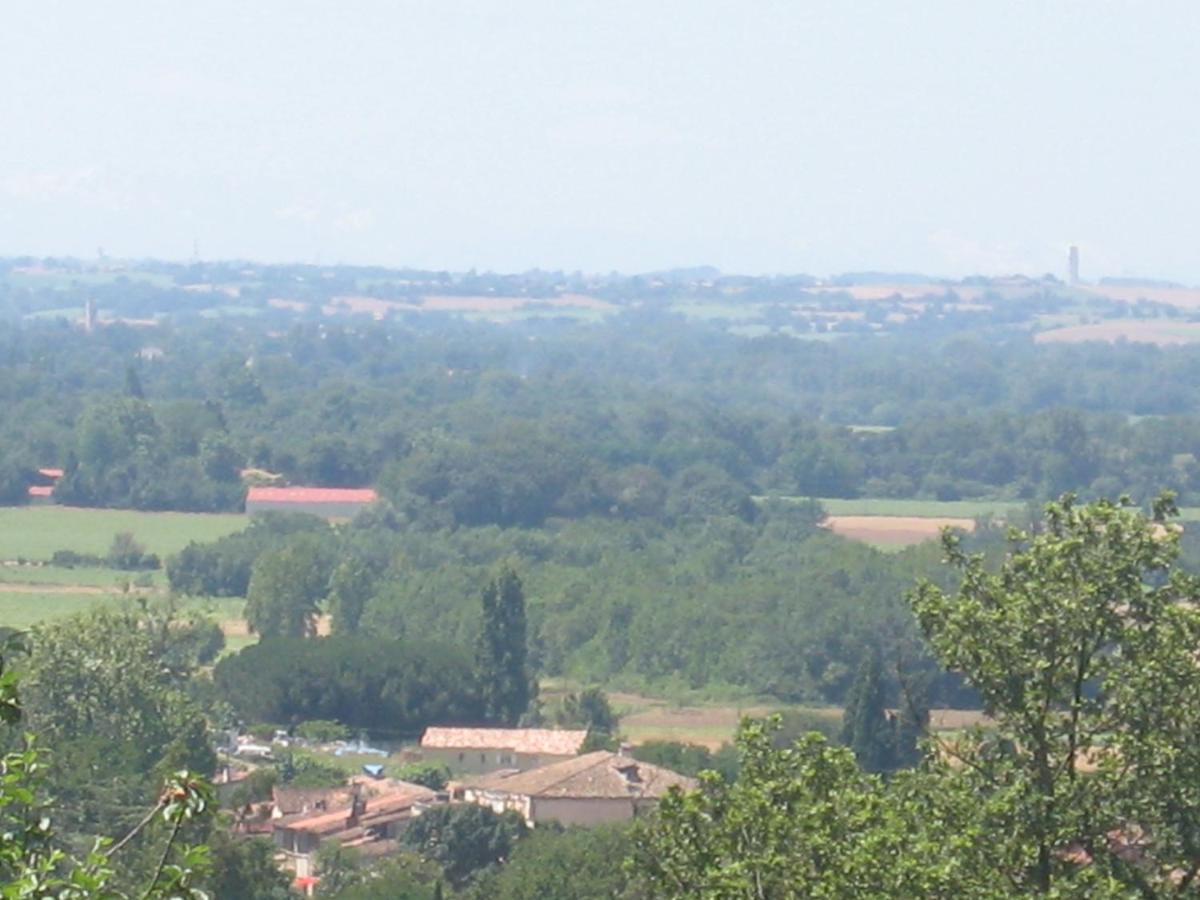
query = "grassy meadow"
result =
(0, 506, 245, 560)
(0, 506, 248, 633)
(816, 498, 1025, 518)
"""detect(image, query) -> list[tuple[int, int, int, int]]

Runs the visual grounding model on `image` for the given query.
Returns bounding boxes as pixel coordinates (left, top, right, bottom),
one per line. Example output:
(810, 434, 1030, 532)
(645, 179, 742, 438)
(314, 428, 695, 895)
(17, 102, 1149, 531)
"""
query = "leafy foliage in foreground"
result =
(0, 636, 215, 898)
(638, 496, 1200, 897)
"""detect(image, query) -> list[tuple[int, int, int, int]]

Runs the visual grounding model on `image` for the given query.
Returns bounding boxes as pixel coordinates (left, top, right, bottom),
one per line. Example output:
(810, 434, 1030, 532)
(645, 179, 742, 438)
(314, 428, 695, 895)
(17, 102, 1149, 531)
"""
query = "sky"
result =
(2, 1, 1199, 280)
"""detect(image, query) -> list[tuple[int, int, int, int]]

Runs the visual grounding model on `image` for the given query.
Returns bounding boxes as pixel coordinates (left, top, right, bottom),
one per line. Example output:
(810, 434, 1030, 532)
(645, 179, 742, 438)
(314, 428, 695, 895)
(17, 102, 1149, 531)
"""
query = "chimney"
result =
(347, 784, 367, 826)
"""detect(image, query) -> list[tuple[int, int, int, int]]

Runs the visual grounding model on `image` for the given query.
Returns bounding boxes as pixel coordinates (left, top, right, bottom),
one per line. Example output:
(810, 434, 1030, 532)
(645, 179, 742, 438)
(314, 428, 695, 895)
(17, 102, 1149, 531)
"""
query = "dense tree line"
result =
(212, 636, 484, 734)
(171, 502, 964, 706)
(6, 274, 1200, 515)
(635, 496, 1200, 898)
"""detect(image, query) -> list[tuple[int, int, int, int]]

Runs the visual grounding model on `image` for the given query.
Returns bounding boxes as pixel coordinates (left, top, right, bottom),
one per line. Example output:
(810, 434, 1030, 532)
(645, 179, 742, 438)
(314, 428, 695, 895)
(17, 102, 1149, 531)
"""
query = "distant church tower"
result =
(1068, 245, 1080, 285)
(84, 298, 97, 333)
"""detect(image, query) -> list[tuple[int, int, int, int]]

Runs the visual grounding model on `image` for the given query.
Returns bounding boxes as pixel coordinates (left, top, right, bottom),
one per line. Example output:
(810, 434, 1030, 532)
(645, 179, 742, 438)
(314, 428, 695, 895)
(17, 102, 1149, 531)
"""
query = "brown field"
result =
(0, 582, 109, 595)
(1084, 285, 1200, 310)
(618, 700, 786, 750)
(323, 294, 615, 317)
(420, 293, 614, 312)
(610, 690, 989, 750)
(808, 284, 990, 302)
(1035, 320, 1200, 346)
(219, 613, 331, 638)
(823, 515, 975, 547)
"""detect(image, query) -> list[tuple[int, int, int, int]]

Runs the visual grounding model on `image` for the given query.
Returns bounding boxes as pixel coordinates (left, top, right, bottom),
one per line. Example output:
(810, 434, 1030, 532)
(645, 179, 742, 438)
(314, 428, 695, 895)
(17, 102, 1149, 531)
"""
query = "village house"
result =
(419, 727, 588, 776)
(460, 749, 695, 827)
(244, 486, 378, 519)
(273, 778, 437, 880)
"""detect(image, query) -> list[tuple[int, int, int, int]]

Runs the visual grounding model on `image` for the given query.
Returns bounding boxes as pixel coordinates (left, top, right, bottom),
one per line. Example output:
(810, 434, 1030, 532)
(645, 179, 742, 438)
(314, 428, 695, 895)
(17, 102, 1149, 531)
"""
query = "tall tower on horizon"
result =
(1068, 245, 1080, 285)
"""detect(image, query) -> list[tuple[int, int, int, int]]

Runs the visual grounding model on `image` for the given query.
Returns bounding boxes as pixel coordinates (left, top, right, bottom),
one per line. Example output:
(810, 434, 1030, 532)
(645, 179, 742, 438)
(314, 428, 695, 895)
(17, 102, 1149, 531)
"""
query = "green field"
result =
(0, 587, 248, 639)
(0, 506, 246, 561)
(815, 498, 1026, 518)
(0, 591, 122, 630)
(0, 564, 163, 588)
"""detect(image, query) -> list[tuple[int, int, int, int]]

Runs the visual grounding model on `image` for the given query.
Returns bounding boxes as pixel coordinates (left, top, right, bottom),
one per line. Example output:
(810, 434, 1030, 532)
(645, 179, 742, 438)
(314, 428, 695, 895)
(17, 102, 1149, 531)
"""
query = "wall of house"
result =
(244, 500, 367, 519)
(529, 797, 637, 827)
(462, 788, 532, 821)
(423, 748, 576, 775)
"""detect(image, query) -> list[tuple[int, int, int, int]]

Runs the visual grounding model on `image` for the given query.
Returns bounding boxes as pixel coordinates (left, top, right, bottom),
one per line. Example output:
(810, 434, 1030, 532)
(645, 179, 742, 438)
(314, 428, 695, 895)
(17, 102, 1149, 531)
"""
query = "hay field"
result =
(823, 515, 975, 548)
(1035, 320, 1200, 346)
(1084, 285, 1200, 310)
(608, 689, 989, 749)
(0, 506, 245, 561)
(324, 294, 615, 316)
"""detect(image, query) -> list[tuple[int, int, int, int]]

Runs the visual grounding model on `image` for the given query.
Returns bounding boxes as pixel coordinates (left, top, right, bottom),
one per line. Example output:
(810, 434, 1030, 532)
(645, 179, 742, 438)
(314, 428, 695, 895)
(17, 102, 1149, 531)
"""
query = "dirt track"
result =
(0, 582, 110, 595)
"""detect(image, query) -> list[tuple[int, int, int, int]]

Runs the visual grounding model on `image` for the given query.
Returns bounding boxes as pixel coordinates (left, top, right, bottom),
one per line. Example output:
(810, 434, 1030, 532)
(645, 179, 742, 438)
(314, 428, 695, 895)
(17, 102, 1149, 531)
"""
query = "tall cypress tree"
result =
(840, 647, 895, 773)
(475, 564, 535, 724)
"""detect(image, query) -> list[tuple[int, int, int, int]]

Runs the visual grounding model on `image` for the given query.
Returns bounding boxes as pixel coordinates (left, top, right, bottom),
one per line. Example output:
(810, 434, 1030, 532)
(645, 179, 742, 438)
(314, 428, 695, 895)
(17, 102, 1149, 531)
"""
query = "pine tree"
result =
(475, 565, 535, 724)
(840, 647, 895, 773)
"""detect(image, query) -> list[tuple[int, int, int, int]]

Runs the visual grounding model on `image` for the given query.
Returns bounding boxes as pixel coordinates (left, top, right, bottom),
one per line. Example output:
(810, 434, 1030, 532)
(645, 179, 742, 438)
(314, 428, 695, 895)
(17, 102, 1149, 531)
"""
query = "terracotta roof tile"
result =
(420, 727, 588, 756)
(464, 751, 696, 800)
(246, 486, 378, 504)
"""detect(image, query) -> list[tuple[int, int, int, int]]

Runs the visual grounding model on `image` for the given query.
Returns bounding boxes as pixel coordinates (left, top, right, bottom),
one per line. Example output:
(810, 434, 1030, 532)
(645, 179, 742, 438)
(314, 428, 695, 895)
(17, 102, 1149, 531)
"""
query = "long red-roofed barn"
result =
(244, 486, 378, 519)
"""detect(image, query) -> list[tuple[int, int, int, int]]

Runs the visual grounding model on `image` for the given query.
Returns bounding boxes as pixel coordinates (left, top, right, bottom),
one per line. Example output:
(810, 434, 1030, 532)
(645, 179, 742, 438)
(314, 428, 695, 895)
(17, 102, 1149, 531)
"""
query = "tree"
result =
(328, 557, 376, 635)
(401, 804, 528, 889)
(634, 718, 1000, 898)
(636, 496, 1200, 898)
(552, 687, 619, 749)
(214, 637, 482, 732)
(319, 854, 443, 899)
(480, 824, 638, 900)
(295, 719, 350, 743)
(107, 531, 156, 570)
(315, 842, 363, 895)
(123, 363, 145, 399)
(0, 636, 215, 898)
(840, 648, 896, 773)
(244, 534, 331, 638)
(395, 761, 451, 791)
(204, 831, 292, 899)
(909, 493, 1200, 894)
(475, 565, 535, 724)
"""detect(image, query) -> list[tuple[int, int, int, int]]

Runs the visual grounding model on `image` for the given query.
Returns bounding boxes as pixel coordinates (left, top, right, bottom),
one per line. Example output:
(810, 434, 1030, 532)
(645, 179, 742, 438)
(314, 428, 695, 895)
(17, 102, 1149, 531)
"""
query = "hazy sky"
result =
(3, 1, 1198, 280)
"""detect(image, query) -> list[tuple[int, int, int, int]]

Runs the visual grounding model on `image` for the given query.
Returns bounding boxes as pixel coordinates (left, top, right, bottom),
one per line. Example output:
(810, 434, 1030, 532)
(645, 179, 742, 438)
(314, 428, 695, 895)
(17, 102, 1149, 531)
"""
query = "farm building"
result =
(25, 466, 63, 504)
(26, 485, 54, 504)
(244, 486, 377, 519)
(460, 750, 695, 827)
(420, 727, 588, 776)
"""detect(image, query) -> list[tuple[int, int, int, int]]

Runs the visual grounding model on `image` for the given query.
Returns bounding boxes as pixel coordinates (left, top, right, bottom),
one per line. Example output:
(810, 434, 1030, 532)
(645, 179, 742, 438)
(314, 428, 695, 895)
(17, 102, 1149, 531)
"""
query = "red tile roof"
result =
(27, 486, 53, 498)
(37, 467, 63, 479)
(421, 727, 588, 756)
(245, 486, 378, 504)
